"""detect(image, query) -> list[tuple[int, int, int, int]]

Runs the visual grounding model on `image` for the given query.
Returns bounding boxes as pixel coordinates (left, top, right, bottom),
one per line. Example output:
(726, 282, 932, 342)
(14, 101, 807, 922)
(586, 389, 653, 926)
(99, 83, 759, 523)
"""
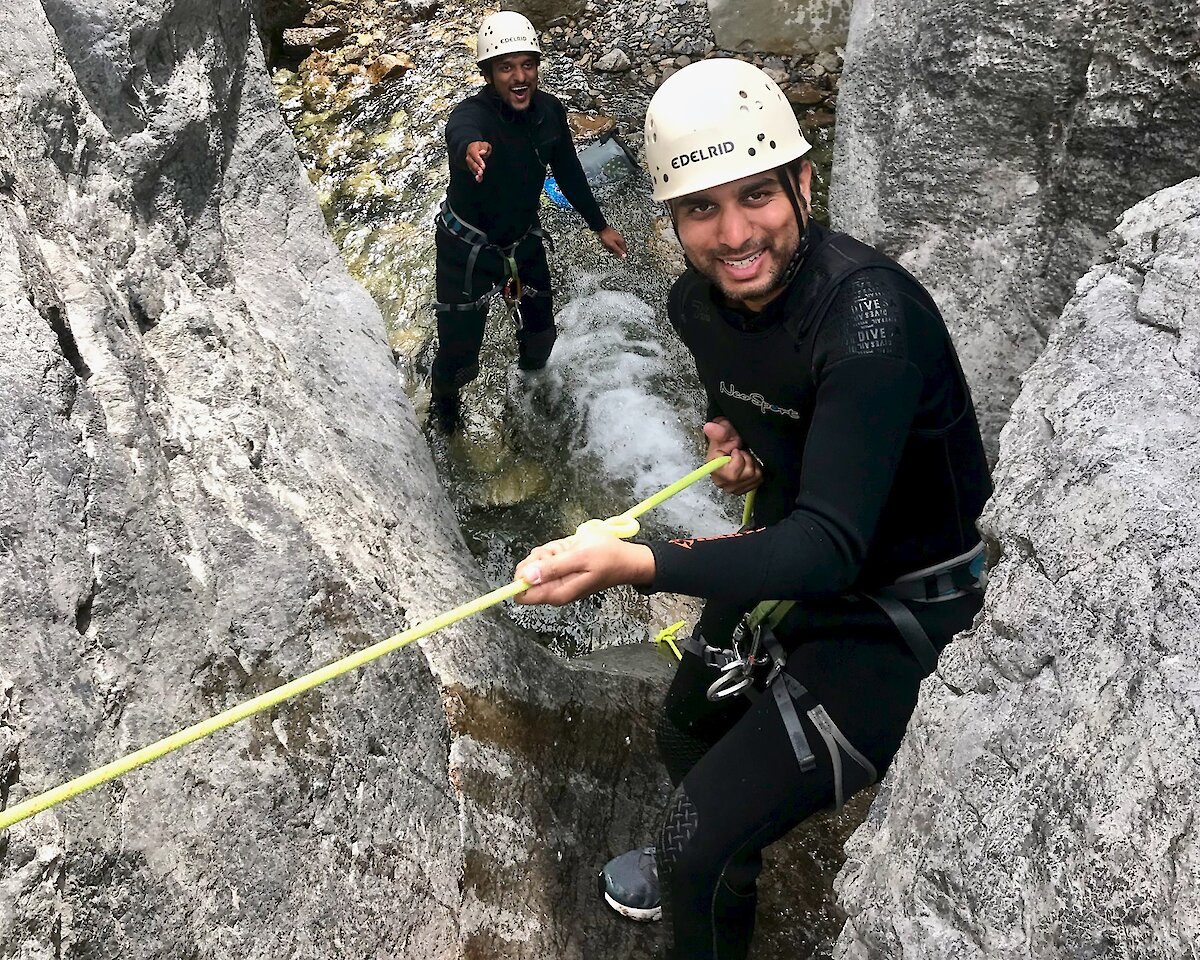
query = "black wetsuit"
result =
(643, 223, 992, 960)
(433, 86, 607, 396)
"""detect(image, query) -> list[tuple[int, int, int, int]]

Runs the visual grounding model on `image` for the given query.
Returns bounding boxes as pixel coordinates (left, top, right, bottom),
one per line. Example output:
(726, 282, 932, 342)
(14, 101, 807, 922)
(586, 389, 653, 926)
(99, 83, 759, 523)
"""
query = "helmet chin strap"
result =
(776, 164, 812, 288)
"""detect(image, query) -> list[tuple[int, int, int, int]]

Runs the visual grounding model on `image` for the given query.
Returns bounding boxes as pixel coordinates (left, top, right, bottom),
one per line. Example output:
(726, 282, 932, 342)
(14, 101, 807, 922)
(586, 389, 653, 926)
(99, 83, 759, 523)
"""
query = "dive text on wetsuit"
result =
(672, 141, 735, 168)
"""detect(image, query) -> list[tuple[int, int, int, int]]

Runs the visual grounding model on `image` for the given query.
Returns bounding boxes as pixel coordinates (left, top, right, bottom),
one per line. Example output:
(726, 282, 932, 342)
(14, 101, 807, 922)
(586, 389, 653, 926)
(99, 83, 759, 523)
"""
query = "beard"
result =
(692, 230, 800, 309)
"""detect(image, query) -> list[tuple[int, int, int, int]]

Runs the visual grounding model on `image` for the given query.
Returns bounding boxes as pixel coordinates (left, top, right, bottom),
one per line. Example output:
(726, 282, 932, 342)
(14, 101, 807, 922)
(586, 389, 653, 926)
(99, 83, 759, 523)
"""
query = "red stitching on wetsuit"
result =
(668, 527, 766, 550)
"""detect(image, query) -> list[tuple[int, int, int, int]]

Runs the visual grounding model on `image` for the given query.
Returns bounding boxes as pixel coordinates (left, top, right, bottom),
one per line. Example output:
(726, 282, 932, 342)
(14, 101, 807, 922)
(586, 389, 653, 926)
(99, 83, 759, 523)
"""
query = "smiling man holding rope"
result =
(514, 58, 992, 960)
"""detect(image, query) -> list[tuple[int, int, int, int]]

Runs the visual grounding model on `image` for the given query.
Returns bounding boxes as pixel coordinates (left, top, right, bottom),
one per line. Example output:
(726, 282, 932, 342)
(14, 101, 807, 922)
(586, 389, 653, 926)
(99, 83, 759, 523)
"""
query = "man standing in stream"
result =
(513, 58, 992, 959)
(430, 10, 627, 433)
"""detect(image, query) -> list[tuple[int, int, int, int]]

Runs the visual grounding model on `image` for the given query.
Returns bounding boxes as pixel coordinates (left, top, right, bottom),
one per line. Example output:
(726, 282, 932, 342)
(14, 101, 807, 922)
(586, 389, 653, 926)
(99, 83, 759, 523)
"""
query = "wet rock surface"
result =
(834, 179, 1200, 958)
(831, 0, 1200, 458)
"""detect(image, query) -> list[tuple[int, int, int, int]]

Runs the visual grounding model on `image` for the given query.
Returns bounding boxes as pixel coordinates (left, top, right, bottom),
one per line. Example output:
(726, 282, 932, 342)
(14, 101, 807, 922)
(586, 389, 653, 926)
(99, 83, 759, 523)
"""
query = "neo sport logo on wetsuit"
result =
(671, 141, 735, 168)
(720, 381, 801, 419)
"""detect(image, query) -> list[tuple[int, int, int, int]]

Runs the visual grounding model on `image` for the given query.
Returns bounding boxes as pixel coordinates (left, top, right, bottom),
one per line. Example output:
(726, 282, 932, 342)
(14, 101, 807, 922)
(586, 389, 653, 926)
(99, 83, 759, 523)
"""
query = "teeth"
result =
(723, 251, 763, 269)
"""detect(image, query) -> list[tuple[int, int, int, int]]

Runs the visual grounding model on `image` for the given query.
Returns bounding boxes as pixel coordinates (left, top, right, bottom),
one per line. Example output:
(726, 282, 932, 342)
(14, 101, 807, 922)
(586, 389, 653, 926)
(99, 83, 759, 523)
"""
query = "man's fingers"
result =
(516, 542, 581, 586)
(518, 571, 597, 606)
(604, 230, 628, 258)
(703, 418, 741, 455)
(515, 538, 575, 581)
(466, 142, 491, 182)
(712, 449, 762, 493)
(515, 554, 599, 606)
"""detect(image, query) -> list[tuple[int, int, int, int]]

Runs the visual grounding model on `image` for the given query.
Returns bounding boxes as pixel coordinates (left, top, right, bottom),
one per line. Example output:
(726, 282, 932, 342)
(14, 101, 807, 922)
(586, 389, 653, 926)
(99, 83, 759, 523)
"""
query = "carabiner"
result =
(706, 659, 754, 701)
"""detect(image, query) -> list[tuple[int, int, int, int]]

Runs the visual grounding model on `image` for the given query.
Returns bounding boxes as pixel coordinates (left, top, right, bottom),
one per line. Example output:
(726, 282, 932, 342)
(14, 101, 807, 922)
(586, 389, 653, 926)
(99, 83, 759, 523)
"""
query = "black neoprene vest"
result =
(664, 222, 992, 591)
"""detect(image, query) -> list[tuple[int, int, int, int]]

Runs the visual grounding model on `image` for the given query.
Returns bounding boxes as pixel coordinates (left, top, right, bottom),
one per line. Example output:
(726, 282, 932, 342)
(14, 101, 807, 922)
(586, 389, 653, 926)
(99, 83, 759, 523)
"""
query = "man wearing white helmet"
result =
(514, 58, 991, 958)
(429, 10, 627, 432)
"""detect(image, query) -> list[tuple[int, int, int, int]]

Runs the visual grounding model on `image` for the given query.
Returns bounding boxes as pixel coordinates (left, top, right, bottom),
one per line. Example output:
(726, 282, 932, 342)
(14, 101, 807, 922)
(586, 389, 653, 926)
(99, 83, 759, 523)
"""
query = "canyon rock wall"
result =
(0, 2, 674, 958)
(835, 178, 1200, 959)
(832, 0, 1200, 455)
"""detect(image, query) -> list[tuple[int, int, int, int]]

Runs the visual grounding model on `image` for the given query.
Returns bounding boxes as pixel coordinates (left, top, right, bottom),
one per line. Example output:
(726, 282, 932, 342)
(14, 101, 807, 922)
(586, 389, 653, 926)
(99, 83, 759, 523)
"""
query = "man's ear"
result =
(798, 159, 813, 209)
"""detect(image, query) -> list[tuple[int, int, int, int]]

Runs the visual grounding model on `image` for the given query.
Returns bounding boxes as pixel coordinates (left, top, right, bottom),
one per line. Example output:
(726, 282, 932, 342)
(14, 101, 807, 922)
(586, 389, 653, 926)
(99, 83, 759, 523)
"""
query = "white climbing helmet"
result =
(644, 58, 811, 202)
(476, 11, 541, 64)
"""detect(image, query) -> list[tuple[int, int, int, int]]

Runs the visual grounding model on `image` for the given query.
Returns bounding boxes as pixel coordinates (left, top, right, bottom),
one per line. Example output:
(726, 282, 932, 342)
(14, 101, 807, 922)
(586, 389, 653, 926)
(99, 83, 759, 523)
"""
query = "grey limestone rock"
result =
(595, 48, 633, 72)
(707, 0, 851, 55)
(834, 178, 1200, 958)
(831, 0, 1200, 457)
(0, 1, 677, 958)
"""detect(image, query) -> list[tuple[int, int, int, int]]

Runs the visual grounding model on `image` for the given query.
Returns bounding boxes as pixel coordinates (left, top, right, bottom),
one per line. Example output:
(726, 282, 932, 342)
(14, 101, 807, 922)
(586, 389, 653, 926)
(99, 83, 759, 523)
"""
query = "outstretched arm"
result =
(445, 100, 488, 177)
(515, 528, 655, 606)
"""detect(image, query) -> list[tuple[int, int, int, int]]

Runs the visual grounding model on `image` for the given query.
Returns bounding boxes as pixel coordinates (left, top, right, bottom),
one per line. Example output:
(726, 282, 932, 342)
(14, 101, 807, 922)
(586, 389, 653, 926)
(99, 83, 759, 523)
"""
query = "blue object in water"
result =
(544, 175, 572, 209)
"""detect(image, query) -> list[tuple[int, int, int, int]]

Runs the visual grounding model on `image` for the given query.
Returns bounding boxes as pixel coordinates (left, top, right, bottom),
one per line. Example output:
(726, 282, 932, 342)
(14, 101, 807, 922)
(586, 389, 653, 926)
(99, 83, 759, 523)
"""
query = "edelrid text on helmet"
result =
(643, 58, 811, 202)
(476, 11, 541, 64)
(672, 141, 736, 169)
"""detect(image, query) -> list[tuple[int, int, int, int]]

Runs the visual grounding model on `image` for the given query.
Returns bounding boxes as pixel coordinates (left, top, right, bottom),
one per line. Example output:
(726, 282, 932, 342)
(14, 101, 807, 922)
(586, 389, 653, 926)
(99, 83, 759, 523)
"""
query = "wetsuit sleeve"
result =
(545, 101, 608, 231)
(445, 99, 487, 171)
(649, 270, 924, 601)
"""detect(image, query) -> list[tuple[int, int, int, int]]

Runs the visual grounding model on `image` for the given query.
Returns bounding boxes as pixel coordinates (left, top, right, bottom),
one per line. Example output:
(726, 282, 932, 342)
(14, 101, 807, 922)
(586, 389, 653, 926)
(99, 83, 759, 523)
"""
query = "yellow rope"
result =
(742, 489, 756, 527)
(0, 456, 731, 833)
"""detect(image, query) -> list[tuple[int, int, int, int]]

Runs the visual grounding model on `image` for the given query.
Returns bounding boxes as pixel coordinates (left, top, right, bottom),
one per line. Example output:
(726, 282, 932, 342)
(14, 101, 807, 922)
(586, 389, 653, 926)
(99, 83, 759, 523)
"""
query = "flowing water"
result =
(273, 1, 834, 655)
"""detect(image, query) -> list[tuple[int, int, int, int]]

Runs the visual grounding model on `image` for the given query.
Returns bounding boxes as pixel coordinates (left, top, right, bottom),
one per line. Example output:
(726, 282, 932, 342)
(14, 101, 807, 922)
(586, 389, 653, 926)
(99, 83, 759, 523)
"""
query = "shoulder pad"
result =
(821, 268, 909, 363)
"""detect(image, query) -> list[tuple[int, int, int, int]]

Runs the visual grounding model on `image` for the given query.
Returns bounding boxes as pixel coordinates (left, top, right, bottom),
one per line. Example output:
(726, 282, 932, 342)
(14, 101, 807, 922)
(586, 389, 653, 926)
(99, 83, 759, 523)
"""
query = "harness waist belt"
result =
(875, 542, 986, 604)
(436, 199, 553, 304)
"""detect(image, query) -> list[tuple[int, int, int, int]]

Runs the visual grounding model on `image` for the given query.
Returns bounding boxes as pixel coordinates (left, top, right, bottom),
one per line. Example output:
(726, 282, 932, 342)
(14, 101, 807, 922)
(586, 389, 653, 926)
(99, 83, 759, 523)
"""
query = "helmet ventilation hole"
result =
(748, 147, 756, 156)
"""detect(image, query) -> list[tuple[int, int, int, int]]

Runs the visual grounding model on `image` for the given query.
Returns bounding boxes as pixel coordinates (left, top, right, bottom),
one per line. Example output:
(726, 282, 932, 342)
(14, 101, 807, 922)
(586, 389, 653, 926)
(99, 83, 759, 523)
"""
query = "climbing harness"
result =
(687, 541, 986, 809)
(433, 200, 553, 326)
(0, 457, 733, 834)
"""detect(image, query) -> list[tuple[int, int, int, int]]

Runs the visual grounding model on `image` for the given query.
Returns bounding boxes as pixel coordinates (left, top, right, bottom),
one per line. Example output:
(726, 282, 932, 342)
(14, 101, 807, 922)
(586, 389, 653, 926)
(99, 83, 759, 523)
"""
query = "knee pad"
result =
(451, 361, 480, 390)
(656, 786, 700, 927)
